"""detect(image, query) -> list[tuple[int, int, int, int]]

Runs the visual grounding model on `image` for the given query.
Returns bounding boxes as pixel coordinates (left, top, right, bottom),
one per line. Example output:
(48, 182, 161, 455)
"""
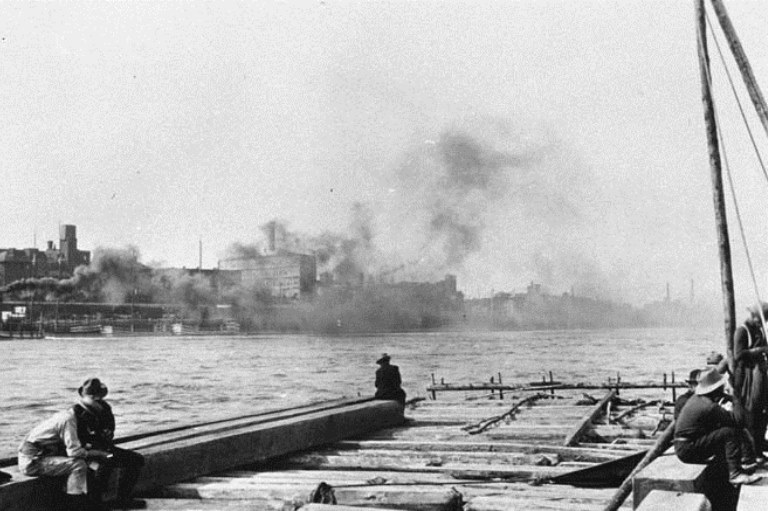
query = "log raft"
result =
(4, 382, 757, 511)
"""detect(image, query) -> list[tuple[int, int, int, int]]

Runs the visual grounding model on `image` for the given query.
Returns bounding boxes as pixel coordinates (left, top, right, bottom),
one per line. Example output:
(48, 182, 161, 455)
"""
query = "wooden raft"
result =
(140, 390, 672, 511)
(0, 398, 405, 511)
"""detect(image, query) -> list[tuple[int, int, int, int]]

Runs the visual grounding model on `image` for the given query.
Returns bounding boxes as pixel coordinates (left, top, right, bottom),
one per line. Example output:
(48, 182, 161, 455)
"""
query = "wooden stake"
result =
(696, 0, 736, 363)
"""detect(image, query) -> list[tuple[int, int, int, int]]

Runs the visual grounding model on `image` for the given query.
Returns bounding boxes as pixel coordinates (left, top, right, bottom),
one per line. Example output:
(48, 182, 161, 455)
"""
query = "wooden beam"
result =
(696, 0, 736, 362)
(333, 440, 634, 461)
(604, 420, 675, 511)
(133, 400, 404, 494)
(563, 390, 616, 446)
(708, 0, 768, 141)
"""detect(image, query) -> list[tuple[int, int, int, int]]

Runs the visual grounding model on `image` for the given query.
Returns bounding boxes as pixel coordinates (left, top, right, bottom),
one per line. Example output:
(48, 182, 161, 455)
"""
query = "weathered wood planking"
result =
(133, 400, 405, 493)
(0, 399, 404, 511)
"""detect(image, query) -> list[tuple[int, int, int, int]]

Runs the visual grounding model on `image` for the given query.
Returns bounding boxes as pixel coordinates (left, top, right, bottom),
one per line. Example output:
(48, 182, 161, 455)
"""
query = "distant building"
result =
(0, 224, 90, 286)
(218, 252, 317, 299)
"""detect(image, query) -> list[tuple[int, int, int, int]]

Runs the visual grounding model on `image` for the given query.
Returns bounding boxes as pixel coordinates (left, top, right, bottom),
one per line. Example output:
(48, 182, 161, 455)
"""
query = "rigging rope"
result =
(701, 14, 768, 338)
(705, 10, 768, 187)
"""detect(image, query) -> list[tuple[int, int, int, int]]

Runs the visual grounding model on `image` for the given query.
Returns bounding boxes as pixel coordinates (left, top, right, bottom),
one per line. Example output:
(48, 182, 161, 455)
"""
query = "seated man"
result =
(674, 367, 761, 486)
(74, 378, 145, 510)
(674, 369, 701, 420)
(374, 353, 406, 404)
(18, 389, 102, 511)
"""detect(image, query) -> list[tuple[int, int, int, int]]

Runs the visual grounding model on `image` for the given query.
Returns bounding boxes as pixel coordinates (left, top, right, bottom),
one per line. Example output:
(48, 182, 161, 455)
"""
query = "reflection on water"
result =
(0, 327, 723, 458)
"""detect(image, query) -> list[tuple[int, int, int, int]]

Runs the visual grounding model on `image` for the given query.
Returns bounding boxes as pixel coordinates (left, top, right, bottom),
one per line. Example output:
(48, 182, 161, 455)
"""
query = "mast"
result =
(695, 0, 736, 357)
(708, 0, 768, 140)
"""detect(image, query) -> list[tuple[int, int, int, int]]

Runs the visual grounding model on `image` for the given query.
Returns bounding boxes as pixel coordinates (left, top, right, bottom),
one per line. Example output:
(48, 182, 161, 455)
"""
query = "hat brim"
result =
(79, 385, 108, 398)
(376, 357, 390, 364)
(695, 378, 726, 395)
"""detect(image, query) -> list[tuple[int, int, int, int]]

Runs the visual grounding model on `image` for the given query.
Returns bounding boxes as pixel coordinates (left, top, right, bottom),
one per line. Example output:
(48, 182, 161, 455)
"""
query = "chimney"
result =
(268, 222, 276, 253)
(47, 241, 54, 250)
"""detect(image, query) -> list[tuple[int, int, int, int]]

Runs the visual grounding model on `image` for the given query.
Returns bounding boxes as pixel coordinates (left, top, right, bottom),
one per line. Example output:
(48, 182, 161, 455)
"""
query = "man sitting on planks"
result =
(374, 353, 406, 404)
(73, 378, 145, 510)
(18, 380, 110, 511)
(674, 367, 762, 486)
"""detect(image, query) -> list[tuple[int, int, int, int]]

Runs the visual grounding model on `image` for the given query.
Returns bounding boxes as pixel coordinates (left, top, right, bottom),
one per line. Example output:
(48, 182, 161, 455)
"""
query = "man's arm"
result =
(61, 411, 87, 458)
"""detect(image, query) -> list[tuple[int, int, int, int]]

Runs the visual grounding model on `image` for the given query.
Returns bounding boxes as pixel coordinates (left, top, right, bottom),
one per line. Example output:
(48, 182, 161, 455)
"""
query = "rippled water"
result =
(0, 327, 726, 459)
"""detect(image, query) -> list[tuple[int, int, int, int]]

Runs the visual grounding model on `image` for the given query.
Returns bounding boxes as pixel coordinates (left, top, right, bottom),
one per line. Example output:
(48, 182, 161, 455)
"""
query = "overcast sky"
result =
(2, 1, 768, 308)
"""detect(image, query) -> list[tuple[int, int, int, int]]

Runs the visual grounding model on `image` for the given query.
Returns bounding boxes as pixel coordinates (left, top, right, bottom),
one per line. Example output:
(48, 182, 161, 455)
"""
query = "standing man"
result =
(732, 304, 768, 463)
(73, 378, 145, 510)
(374, 353, 406, 404)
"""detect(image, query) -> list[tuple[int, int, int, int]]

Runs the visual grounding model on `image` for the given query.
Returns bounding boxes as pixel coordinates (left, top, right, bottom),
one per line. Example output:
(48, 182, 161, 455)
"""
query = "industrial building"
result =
(218, 253, 317, 299)
(0, 225, 90, 287)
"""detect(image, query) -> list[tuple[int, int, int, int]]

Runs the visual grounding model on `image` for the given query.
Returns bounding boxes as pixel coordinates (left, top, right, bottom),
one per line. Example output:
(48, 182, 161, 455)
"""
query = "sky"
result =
(2, 1, 768, 310)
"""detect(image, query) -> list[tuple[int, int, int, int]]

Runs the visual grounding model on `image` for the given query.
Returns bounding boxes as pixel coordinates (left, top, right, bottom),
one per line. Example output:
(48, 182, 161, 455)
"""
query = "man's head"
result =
(78, 377, 108, 401)
(376, 353, 391, 365)
(695, 368, 726, 397)
(686, 369, 701, 390)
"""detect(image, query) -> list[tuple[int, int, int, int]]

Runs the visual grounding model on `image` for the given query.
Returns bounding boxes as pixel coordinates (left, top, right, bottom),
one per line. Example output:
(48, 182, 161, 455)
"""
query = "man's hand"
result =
(86, 449, 111, 459)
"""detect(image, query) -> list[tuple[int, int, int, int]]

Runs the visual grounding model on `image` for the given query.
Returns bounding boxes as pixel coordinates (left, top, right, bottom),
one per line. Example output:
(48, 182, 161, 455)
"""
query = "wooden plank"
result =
(160, 474, 626, 501)
(563, 390, 616, 446)
(631, 450, 708, 509)
(300, 505, 402, 511)
(133, 400, 405, 493)
(149, 482, 462, 511)
(141, 499, 292, 510)
(278, 449, 566, 467)
(737, 485, 768, 511)
(127, 398, 374, 450)
(332, 440, 634, 462)
(464, 494, 626, 511)
(636, 490, 709, 511)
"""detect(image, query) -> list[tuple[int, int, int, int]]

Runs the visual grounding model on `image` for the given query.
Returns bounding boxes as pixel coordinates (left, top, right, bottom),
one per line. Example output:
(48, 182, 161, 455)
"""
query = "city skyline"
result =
(3, 2, 768, 309)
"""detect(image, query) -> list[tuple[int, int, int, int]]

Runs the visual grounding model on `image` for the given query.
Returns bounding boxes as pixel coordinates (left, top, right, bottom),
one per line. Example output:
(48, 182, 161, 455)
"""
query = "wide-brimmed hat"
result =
(695, 368, 726, 395)
(376, 353, 391, 364)
(686, 369, 701, 385)
(78, 377, 108, 398)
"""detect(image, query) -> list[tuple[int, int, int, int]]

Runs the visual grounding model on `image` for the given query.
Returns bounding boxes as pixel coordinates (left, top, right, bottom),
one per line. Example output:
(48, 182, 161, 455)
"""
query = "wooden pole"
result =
(708, 0, 768, 140)
(602, 419, 675, 511)
(696, 0, 736, 359)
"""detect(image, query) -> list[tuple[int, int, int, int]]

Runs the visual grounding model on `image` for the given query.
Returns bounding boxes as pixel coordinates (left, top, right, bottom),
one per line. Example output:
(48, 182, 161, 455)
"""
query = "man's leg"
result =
(109, 447, 145, 506)
(30, 456, 89, 496)
(688, 427, 743, 479)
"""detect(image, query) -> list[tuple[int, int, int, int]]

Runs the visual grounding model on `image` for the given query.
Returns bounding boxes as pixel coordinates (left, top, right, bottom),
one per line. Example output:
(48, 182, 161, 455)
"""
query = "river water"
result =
(0, 327, 726, 459)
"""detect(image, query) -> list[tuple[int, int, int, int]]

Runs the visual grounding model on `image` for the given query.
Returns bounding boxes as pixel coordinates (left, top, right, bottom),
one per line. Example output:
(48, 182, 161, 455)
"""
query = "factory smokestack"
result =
(268, 221, 276, 253)
(199, 238, 203, 271)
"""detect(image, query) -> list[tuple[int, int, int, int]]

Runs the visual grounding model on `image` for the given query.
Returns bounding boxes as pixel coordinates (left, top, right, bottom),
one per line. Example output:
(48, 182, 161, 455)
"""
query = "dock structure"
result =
(140, 389, 669, 510)
(3, 382, 767, 510)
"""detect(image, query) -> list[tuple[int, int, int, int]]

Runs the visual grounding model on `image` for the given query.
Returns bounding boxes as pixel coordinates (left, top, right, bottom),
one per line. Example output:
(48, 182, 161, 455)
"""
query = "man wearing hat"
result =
(674, 369, 701, 420)
(374, 354, 406, 404)
(674, 368, 761, 485)
(73, 378, 145, 510)
(18, 380, 108, 511)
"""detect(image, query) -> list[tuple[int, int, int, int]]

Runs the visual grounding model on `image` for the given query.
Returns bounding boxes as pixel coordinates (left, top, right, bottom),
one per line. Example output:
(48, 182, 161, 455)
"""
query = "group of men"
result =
(674, 303, 768, 488)
(16, 378, 145, 511)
